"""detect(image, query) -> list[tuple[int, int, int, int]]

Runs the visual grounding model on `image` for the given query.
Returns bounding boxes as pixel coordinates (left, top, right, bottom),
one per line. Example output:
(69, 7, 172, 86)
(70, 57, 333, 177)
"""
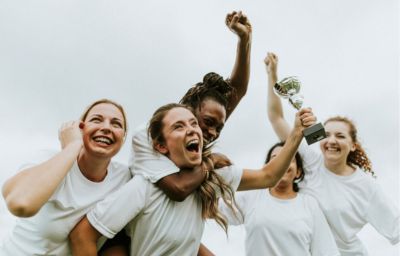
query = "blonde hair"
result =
(80, 99, 128, 136)
(148, 103, 241, 233)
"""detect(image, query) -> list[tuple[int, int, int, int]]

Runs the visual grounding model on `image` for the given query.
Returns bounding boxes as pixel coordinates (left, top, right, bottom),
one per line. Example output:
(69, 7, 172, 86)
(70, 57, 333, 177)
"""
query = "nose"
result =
(100, 121, 112, 133)
(207, 128, 217, 141)
(326, 134, 336, 144)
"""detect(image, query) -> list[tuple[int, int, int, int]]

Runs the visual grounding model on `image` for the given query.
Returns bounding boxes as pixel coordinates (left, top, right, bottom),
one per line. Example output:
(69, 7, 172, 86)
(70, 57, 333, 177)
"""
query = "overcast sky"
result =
(0, 0, 399, 255)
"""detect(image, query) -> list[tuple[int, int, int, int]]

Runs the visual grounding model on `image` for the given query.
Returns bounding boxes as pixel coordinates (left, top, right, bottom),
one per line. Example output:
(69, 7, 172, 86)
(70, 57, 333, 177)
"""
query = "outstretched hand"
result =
(58, 121, 83, 149)
(226, 11, 252, 40)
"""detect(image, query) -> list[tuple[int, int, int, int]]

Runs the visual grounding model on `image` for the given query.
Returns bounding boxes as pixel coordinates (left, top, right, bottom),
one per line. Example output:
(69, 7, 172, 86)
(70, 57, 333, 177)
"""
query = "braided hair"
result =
(180, 72, 234, 112)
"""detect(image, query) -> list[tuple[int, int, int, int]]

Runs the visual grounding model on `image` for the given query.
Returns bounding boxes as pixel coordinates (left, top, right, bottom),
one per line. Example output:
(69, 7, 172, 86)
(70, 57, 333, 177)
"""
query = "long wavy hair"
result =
(324, 116, 374, 177)
(148, 103, 240, 233)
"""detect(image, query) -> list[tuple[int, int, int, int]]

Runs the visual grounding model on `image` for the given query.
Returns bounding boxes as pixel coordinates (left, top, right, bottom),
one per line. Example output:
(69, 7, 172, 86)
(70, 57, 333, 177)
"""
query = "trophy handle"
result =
(288, 94, 304, 110)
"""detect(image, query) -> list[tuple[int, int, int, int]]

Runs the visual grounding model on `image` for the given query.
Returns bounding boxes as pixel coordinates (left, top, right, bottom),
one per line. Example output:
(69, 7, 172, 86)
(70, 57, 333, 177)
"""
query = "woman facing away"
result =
(265, 52, 399, 255)
(69, 102, 316, 256)
(218, 142, 339, 256)
(1, 99, 131, 255)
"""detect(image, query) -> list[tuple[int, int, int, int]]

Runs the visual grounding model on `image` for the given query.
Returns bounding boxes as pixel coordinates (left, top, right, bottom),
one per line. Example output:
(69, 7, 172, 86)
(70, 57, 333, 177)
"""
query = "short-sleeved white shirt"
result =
(88, 165, 243, 256)
(128, 123, 179, 182)
(220, 189, 339, 256)
(0, 150, 131, 256)
(298, 142, 400, 255)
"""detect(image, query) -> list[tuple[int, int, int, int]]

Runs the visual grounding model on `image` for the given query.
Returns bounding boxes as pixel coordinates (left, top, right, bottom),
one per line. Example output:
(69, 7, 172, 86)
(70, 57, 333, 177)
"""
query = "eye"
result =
(204, 118, 214, 127)
(173, 124, 183, 130)
(191, 120, 199, 127)
(90, 117, 102, 123)
(112, 121, 123, 129)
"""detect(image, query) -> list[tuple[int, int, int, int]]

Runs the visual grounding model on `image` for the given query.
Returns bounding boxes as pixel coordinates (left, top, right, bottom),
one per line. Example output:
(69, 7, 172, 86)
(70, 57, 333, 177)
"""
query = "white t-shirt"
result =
(128, 123, 179, 182)
(0, 150, 131, 256)
(220, 189, 339, 256)
(88, 165, 243, 256)
(298, 142, 400, 255)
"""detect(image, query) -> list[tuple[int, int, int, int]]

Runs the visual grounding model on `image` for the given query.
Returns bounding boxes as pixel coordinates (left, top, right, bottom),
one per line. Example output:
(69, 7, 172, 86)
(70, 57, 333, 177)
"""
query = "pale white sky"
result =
(0, 0, 399, 255)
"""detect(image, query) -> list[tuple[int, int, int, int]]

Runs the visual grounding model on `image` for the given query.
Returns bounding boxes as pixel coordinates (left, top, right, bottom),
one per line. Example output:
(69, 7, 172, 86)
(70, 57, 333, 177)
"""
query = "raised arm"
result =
(225, 11, 252, 118)
(238, 108, 315, 190)
(265, 52, 292, 141)
(2, 121, 82, 217)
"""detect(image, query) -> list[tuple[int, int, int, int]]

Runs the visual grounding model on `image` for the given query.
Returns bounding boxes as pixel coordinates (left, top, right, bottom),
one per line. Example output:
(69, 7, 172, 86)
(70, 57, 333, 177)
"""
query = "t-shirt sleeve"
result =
(365, 184, 400, 245)
(87, 175, 148, 238)
(308, 196, 340, 256)
(214, 165, 243, 192)
(130, 124, 179, 183)
(298, 141, 323, 175)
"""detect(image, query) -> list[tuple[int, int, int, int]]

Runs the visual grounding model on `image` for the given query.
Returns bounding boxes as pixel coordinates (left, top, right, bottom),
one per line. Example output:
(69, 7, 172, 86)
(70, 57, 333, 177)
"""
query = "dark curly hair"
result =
(179, 72, 234, 111)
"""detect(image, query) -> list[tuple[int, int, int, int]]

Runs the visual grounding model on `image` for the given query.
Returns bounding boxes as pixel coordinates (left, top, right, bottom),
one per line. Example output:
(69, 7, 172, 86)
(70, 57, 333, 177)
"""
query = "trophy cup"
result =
(274, 76, 326, 145)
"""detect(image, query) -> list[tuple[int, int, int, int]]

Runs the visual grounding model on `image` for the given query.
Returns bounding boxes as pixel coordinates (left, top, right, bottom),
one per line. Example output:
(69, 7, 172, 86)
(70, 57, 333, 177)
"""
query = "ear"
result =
(155, 142, 169, 155)
(295, 167, 302, 179)
(350, 143, 357, 152)
(79, 121, 85, 130)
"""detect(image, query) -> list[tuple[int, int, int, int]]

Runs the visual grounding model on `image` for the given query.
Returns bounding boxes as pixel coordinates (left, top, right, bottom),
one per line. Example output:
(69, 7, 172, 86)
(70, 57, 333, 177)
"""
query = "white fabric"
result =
(220, 189, 339, 256)
(129, 123, 179, 182)
(0, 150, 131, 256)
(88, 164, 243, 256)
(298, 142, 400, 256)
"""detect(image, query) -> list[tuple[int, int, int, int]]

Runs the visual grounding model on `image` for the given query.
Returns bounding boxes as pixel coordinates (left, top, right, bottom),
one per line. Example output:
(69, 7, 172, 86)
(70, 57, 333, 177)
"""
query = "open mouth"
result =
(186, 139, 200, 153)
(93, 136, 114, 145)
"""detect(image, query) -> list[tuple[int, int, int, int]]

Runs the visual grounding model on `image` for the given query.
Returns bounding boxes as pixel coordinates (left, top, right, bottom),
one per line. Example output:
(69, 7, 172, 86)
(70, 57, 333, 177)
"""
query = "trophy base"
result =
(303, 123, 326, 145)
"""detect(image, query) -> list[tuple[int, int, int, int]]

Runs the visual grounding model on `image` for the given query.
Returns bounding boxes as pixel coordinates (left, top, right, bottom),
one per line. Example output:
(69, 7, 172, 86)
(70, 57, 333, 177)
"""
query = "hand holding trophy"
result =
(274, 76, 326, 144)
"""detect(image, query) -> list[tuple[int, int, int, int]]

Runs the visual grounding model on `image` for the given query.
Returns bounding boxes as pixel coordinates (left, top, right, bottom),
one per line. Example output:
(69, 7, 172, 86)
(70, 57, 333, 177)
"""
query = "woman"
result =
(219, 142, 339, 256)
(1, 99, 131, 255)
(69, 102, 315, 255)
(265, 52, 399, 255)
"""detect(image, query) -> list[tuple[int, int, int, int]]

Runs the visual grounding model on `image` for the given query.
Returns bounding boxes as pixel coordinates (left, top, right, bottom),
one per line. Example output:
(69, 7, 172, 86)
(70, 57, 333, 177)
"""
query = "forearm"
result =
(156, 165, 206, 202)
(238, 129, 303, 190)
(70, 216, 101, 256)
(263, 129, 303, 186)
(2, 141, 82, 217)
(226, 36, 251, 117)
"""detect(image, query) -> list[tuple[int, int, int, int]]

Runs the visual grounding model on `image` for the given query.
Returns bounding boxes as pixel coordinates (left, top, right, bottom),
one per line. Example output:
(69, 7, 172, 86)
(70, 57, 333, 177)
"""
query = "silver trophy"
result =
(275, 76, 326, 145)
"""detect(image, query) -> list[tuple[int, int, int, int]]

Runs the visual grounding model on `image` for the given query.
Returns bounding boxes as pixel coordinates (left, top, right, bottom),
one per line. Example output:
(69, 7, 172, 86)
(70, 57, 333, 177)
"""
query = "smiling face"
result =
(319, 120, 356, 165)
(81, 103, 125, 159)
(270, 146, 301, 190)
(156, 107, 203, 168)
(195, 98, 226, 144)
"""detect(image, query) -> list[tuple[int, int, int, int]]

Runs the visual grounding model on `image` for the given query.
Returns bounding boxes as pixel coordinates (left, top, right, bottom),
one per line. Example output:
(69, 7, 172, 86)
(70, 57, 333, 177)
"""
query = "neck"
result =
(270, 185, 297, 199)
(324, 159, 355, 176)
(77, 151, 110, 182)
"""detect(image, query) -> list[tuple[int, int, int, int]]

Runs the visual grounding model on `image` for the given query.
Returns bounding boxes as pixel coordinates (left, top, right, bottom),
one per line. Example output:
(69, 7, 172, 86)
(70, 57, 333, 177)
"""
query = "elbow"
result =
(5, 196, 39, 217)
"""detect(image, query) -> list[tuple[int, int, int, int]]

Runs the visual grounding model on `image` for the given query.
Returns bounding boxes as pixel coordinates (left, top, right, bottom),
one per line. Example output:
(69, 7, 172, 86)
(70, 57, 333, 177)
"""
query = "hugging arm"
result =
(157, 153, 231, 201)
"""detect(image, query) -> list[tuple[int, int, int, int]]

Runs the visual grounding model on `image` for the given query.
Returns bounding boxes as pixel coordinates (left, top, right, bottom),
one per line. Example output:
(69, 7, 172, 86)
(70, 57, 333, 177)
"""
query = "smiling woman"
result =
(0, 99, 131, 255)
